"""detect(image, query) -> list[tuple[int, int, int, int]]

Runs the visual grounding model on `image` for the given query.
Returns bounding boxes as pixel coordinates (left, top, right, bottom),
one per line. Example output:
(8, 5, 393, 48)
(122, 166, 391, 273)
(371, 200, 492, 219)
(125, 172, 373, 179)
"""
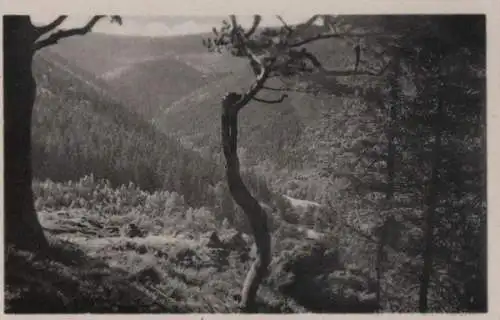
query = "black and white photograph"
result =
(3, 8, 489, 314)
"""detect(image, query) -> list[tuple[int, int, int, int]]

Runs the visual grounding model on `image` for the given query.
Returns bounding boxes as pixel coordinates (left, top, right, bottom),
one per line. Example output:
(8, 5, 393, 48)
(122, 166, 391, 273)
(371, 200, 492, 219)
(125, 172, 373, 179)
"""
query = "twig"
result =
(34, 16, 105, 51)
(252, 94, 288, 104)
(289, 32, 390, 48)
(262, 85, 318, 95)
(276, 15, 293, 34)
(35, 15, 68, 36)
(244, 15, 262, 38)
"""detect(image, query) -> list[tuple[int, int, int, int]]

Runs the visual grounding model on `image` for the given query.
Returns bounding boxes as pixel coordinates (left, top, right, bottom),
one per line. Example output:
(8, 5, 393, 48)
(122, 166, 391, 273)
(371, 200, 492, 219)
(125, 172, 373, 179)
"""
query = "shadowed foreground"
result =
(5, 241, 174, 313)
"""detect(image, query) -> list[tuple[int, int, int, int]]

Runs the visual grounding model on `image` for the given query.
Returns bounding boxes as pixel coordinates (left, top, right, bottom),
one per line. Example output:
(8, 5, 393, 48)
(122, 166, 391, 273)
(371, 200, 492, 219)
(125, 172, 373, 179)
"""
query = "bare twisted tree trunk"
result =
(221, 93, 271, 312)
(206, 13, 392, 313)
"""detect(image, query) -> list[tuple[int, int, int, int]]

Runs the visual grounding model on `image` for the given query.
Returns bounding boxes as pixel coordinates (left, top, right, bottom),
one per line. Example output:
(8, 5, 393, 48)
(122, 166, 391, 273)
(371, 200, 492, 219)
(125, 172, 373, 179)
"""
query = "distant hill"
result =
(32, 50, 225, 207)
(46, 32, 214, 76)
(98, 56, 214, 121)
(155, 72, 307, 167)
(47, 32, 248, 79)
(47, 32, 248, 123)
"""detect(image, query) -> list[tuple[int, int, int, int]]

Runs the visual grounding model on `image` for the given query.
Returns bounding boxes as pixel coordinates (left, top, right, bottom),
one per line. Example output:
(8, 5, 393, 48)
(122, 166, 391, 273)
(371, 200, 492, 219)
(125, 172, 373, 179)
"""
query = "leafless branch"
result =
(296, 47, 392, 77)
(229, 15, 240, 31)
(292, 48, 323, 68)
(244, 15, 262, 38)
(294, 15, 321, 32)
(319, 65, 390, 77)
(227, 15, 277, 108)
(252, 93, 288, 104)
(34, 15, 105, 51)
(312, 57, 393, 77)
(276, 15, 293, 34)
(221, 15, 393, 110)
(235, 64, 274, 110)
(35, 15, 68, 36)
(230, 15, 263, 74)
(322, 15, 338, 33)
(262, 85, 319, 95)
(289, 31, 387, 48)
(262, 86, 287, 92)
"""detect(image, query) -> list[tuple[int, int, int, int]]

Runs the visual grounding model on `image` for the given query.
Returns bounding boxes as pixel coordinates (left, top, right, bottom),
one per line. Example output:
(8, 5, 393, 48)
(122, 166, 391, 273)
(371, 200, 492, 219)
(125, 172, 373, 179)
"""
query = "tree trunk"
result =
(474, 213, 487, 312)
(221, 93, 271, 312)
(4, 16, 48, 251)
(476, 99, 487, 312)
(418, 81, 443, 313)
(375, 58, 400, 309)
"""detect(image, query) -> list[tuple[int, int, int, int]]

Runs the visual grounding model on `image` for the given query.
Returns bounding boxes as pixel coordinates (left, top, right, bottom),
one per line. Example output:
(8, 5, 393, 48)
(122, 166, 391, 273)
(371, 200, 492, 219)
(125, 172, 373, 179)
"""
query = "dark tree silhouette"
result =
(205, 15, 391, 312)
(3, 15, 121, 251)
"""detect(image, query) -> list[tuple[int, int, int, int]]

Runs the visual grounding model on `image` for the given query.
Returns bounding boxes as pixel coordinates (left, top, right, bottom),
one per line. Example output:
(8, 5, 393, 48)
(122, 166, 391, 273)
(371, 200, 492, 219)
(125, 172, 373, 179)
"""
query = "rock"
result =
(271, 242, 378, 313)
(207, 231, 224, 249)
(126, 223, 144, 238)
(239, 250, 250, 263)
(130, 266, 162, 284)
(136, 244, 148, 254)
(222, 231, 247, 251)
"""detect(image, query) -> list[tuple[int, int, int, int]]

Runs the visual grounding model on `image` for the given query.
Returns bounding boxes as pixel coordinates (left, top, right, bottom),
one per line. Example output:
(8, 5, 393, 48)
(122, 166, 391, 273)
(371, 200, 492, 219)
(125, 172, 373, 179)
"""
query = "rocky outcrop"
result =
(270, 241, 379, 313)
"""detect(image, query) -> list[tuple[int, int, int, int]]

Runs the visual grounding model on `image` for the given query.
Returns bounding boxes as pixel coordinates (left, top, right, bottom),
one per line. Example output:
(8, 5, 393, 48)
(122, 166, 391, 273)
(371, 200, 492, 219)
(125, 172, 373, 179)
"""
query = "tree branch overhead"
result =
(33, 15, 122, 51)
(35, 15, 68, 36)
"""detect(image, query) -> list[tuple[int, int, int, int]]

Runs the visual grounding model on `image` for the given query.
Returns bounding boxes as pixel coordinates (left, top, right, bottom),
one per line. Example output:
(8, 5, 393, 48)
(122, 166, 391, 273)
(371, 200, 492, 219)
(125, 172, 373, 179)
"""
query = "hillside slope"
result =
(32, 50, 224, 207)
(99, 56, 215, 121)
(32, 49, 290, 229)
(45, 33, 215, 76)
(46, 32, 248, 128)
(46, 29, 386, 206)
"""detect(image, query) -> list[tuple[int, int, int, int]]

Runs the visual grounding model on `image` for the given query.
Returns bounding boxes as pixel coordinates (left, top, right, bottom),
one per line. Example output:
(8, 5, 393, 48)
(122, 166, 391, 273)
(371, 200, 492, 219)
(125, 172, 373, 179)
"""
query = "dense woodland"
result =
(5, 15, 486, 313)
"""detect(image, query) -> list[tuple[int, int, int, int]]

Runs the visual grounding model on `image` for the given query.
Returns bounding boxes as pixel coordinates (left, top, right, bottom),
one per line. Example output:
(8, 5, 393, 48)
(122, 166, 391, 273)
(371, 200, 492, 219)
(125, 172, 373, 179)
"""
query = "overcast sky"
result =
(30, 15, 311, 37)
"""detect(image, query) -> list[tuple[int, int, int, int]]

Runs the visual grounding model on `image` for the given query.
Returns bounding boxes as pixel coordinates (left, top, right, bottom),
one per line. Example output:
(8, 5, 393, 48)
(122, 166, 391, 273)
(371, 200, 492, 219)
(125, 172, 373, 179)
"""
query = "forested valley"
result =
(4, 15, 486, 313)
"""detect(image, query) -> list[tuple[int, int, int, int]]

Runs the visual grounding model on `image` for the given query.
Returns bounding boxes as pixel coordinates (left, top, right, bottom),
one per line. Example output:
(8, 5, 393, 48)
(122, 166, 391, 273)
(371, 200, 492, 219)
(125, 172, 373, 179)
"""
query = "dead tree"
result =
(4, 15, 121, 251)
(205, 15, 392, 312)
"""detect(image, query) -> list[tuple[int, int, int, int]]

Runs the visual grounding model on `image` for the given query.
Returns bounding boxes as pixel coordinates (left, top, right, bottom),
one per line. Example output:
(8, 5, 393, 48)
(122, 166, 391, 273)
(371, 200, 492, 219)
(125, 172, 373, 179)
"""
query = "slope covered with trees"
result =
(5, 15, 487, 314)
(32, 52, 222, 207)
(31, 49, 282, 226)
